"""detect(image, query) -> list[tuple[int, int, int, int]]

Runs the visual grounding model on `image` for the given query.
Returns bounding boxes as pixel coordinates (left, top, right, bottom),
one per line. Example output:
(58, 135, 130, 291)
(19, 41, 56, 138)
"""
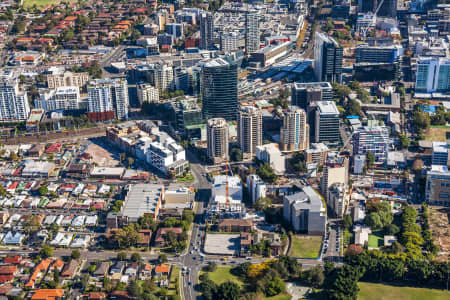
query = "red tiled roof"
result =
(0, 266, 17, 275)
(3, 256, 22, 264)
(0, 275, 14, 283)
(31, 289, 65, 300)
(154, 264, 170, 273)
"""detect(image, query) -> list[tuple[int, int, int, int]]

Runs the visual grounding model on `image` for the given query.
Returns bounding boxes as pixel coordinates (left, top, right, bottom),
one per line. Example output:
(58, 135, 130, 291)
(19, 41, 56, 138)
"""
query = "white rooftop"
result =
(317, 101, 339, 115)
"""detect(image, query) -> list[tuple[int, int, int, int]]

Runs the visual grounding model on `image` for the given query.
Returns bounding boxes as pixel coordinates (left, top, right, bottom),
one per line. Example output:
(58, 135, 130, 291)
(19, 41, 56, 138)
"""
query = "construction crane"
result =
(360, 0, 385, 41)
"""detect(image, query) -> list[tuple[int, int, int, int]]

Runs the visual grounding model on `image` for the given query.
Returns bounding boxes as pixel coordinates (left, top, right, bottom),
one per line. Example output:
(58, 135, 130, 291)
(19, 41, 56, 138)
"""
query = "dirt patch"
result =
(425, 127, 450, 141)
(85, 143, 119, 167)
(2, 126, 107, 145)
(429, 206, 450, 262)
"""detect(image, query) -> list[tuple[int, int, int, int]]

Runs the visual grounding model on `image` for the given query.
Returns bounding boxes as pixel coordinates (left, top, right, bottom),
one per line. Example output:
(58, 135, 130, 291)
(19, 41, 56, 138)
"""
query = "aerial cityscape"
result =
(0, 0, 448, 299)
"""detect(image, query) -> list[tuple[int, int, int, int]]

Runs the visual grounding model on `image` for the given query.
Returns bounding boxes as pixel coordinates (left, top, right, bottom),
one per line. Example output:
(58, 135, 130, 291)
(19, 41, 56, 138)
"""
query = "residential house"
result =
(49, 260, 64, 273)
(61, 260, 79, 279)
(154, 227, 183, 247)
(26, 259, 51, 288)
(88, 292, 107, 300)
(109, 291, 130, 300)
(137, 229, 152, 248)
(31, 289, 65, 300)
(93, 262, 110, 279)
(139, 264, 152, 280)
(154, 264, 170, 277)
(124, 263, 139, 277)
(3, 256, 21, 264)
(110, 261, 125, 275)
(0, 265, 18, 284)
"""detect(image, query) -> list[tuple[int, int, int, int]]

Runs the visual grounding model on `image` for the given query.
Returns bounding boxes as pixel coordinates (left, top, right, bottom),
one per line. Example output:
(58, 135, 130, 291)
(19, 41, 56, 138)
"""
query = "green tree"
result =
(343, 214, 353, 230)
(265, 276, 285, 296)
(384, 224, 400, 235)
(254, 197, 272, 212)
(365, 212, 383, 230)
(159, 253, 168, 264)
(40, 244, 53, 259)
(39, 185, 48, 196)
(131, 253, 141, 262)
(398, 134, 410, 149)
(127, 280, 141, 298)
(256, 161, 278, 183)
(366, 151, 375, 169)
(139, 214, 156, 231)
(306, 266, 325, 288)
(230, 147, 243, 162)
(71, 249, 81, 260)
(412, 110, 430, 133)
(217, 281, 240, 300)
(117, 252, 127, 261)
(346, 98, 362, 117)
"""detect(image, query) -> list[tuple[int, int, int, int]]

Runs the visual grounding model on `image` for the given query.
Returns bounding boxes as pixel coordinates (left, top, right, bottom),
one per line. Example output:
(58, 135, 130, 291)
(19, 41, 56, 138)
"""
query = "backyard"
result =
(358, 282, 450, 300)
(288, 235, 322, 258)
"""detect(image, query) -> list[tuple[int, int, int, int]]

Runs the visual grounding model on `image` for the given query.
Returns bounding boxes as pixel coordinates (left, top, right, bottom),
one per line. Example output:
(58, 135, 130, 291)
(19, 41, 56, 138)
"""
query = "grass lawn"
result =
(367, 232, 384, 249)
(177, 172, 194, 182)
(358, 282, 450, 300)
(343, 229, 354, 249)
(167, 265, 180, 296)
(265, 293, 292, 300)
(206, 266, 244, 287)
(23, 0, 63, 8)
(289, 235, 322, 258)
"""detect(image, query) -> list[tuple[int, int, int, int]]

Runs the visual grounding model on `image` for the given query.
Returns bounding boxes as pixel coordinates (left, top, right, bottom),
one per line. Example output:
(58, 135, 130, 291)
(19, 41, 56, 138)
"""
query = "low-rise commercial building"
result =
(122, 184, 164, 223)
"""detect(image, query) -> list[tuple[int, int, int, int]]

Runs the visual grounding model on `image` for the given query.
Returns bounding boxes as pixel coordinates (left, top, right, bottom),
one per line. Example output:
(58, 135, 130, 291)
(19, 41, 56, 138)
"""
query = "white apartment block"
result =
(36, 86, 82, 112)
(221, 32, 240, 53)
(137, 83, 160, 104)
(47, 69, 89, 89)
(146, 136, 186, 173)
(148, 64, 174, 92)
(256, 143, 285, 174)
(327, 183, 347, 218)
(0, 73, 30, 122)
(87, 78, 129, 121)
(247, 174, 266, 203)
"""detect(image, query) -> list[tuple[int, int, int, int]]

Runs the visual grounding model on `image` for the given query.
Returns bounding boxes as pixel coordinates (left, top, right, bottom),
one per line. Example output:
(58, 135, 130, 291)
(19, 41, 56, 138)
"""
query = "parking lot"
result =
(204, 233, 240, 256)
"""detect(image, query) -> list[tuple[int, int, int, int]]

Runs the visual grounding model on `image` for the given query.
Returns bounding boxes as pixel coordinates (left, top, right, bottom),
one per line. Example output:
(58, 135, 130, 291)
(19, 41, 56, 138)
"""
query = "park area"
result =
(358, 282, 450, 300)
(23, 0, 65, 8)
(206, 267, 292, 300)
(288, 235, 322, 258)
(206, 266, 244, 287)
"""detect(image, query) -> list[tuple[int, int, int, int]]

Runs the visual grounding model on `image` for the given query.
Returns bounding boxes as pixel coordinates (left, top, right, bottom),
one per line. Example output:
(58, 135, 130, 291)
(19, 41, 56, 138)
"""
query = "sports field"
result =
(358, 282, 450, 300)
